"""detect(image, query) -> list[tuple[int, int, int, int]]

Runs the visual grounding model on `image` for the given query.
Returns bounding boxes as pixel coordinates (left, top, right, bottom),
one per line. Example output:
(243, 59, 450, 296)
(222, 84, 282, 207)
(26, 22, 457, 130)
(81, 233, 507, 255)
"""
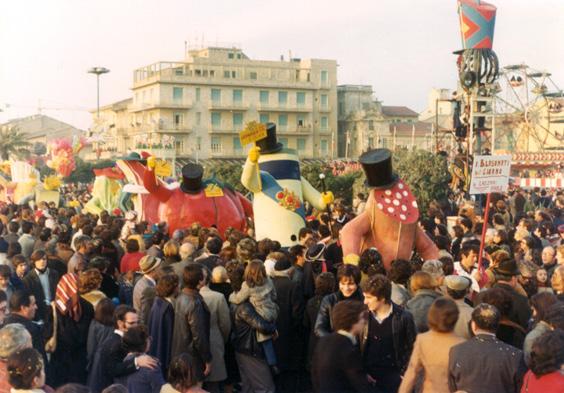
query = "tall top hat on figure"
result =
(457, 0, 497, 50)
(180, 163, 204, 194)
(359, 148, 420, 224)
(255, 123, 283, 154)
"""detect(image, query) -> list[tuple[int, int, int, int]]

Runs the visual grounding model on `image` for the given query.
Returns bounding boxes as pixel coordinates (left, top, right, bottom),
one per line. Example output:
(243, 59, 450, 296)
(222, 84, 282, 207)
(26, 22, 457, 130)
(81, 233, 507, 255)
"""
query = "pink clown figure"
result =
(340, 149, 439, 270)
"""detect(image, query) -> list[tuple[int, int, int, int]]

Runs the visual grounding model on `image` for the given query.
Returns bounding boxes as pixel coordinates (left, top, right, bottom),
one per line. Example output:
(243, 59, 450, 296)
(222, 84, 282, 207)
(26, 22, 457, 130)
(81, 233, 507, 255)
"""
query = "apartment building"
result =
(105, 46, 337, 159)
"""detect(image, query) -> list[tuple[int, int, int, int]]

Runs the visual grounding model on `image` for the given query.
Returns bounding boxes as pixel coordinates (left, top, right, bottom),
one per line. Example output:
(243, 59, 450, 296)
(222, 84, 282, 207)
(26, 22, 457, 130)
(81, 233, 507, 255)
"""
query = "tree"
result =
(0, 126, 32, 160)
(301, 162, 361, 205)
(353, 149, 451, 216)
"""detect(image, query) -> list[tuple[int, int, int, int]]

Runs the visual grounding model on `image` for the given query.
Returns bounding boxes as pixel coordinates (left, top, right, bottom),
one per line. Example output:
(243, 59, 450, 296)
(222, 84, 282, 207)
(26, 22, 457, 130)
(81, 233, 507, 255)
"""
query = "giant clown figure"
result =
(241, 123, 334, 247)
(340, 149, 439, 269)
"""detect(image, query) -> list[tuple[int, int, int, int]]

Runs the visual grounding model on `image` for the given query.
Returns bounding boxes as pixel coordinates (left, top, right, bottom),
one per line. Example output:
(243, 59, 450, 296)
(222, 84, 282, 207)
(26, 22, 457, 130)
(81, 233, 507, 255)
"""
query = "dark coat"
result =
(2, 313, 46, 360)
(171, 288, 211, 381)
(272, 273, 305, 371)
(47, 298, 95, 386)
(95, 332, 137, 392)
(23, 268, 60, 322)
(115, 354, 165, 393)
(314, 289, 364, 338)
(304, 294, 324, 369)
(87, 320, 114, 373)
(311, 333, 374, 393)
(405, 289, 441, 333)
(494, 283, 532, 329)
(209, 282, 232, 303)
(359, 303, 417, 374)
(448, 334, 526, 393)
(231, 302, 276, 359)
(148, 297, 175, 376)
(197, 254, 223, 272)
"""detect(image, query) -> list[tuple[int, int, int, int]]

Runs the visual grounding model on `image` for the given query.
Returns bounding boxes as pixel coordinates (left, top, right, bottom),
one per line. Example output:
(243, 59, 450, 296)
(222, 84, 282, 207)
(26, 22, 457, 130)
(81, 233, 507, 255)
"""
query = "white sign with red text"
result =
(469, 155, 512, 195)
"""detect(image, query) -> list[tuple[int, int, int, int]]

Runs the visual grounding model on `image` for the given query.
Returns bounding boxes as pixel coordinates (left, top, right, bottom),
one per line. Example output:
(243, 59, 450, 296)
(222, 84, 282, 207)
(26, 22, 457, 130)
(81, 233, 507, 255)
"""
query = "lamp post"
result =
(88, 67, 110, 118)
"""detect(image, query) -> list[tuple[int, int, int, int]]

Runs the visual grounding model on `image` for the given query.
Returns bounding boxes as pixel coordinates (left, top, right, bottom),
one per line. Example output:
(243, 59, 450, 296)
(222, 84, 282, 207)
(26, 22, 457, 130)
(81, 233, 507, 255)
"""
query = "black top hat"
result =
(359, 149, 399, 189)
(255, 123, 283, 154)
(180, 163, 204, 194)
(119, 152, 146, 164)
(493, 259, 520, 277)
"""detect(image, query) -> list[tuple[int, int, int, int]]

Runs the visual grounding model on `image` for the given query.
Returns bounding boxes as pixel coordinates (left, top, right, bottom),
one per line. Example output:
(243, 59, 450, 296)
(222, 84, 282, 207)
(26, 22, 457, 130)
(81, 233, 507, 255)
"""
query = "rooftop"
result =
(381, 106, 419, 118)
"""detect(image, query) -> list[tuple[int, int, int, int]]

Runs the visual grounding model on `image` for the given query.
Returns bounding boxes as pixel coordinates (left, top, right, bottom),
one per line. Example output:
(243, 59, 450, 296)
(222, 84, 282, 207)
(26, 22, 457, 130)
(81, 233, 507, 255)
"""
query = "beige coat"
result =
(398, 330, 465, 393)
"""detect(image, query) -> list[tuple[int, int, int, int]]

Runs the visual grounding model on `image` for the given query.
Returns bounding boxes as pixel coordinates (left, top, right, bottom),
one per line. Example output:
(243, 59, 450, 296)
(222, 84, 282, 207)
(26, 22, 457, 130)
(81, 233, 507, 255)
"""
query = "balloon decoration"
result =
(47, 139, 76, 178)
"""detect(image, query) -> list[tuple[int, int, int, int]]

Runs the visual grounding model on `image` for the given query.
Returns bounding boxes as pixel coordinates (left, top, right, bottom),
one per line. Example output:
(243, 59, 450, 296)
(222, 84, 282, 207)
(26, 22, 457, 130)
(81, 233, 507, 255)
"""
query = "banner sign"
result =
(469, 155, 511, 194)
(239, 121, 267, 146)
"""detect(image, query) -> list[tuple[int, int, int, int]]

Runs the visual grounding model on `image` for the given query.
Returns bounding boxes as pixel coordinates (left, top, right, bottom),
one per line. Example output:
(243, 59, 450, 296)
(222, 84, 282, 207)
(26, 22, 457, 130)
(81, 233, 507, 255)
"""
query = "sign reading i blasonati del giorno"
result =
(469, 155, 512, 195)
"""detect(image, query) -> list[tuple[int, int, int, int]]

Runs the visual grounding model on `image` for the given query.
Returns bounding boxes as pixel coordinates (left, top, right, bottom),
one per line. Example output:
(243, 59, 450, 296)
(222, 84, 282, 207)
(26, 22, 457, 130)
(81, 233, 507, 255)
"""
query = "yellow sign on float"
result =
(239, 121, 267, 146)
(155, 160, 172, 178)
(204, 183, 224, 198)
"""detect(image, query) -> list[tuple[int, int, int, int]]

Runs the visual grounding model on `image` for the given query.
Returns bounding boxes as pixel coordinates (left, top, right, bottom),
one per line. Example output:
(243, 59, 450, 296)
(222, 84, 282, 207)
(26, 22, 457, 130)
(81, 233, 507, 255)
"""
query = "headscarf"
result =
(55, 273, 82, 322)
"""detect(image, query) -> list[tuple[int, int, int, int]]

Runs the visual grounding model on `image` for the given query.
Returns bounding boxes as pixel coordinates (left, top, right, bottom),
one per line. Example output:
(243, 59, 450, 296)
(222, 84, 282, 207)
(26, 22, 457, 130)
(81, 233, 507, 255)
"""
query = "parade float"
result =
(116, 153, 253, 237)
(240, 122, 334, 247)
(340, 149, 439, 270)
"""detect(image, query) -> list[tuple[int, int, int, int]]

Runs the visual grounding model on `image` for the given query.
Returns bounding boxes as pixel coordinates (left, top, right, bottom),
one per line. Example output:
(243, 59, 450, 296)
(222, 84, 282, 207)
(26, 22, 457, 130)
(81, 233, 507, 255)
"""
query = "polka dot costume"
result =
(372, 179, 419, 224)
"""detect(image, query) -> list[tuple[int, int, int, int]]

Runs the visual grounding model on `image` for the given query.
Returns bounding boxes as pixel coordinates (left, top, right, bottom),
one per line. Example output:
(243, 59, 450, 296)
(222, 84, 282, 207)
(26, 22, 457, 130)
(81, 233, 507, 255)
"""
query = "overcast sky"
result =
(1, 0, 562, 130)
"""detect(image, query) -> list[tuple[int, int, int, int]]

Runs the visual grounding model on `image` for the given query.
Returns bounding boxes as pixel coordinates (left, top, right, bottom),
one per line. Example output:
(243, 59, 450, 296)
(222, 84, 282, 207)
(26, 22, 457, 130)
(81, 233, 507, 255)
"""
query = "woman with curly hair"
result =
(521, 329, 564, 393)
(79, 268, 107, 308)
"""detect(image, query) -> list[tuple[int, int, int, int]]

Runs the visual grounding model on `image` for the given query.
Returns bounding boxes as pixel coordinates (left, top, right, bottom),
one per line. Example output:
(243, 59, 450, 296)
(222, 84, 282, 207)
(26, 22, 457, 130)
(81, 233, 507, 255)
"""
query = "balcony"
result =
(257, 104, 311, 113)
(208, 101, 249, 111)
(209, 146, 246, 158)
(209, 125, 241, 134)
(319, 106, 331, 112)
(129, 100, 192, 113)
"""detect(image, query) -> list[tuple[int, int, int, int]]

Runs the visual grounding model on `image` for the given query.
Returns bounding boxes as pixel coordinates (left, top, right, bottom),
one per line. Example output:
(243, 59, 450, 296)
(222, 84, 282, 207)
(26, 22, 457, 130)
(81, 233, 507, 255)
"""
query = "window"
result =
(321, 94, 328, 109)
(237, 53, 242, 59)
(321, 139, 328, 154)
(233, 137, 242, 151)
(260, 91, 269, 104)
(259, 113, 269, 124)
(369, 120, 374, 130)
(320, 70, 328, 83)
(224, 70, 231, 78)
(211, 136, 222, 153)
(173, 87, 183, 102)
(382, 138, 388, 148)
(297, 114, 305, 127)
(368, 137, 374, 148)
(173, 112, 183, 127)
(321, 116, 328, 130)
(195, 88, 201, 102)
(175, 67, 184, 76)
(231, 71, 236, 78)
(279, 137, 288, 148)
(211, 112, 221, 128)
(297, 92, 306, 107)
(233, 112, 243, 128)
(250, 72, 257, 80)
(211, 89, 221, 103)
(278, 91, 288, 105)
(196, 137, 202, 151)
(196, 112, 201, 125)
(278, 114, 288, 129)
(233, 89, 243, 104)
(228, 53, 234, 59)
(297, 138, 306, 151)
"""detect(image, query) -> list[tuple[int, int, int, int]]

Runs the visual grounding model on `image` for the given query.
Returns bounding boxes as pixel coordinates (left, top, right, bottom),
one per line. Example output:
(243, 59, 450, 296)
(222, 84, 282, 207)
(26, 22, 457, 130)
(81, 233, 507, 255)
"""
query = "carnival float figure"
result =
(116, 153, 253, 237)
(340, 149, 439, 270)
(83, 165, 129, 216)
(241, 123, 334, 247)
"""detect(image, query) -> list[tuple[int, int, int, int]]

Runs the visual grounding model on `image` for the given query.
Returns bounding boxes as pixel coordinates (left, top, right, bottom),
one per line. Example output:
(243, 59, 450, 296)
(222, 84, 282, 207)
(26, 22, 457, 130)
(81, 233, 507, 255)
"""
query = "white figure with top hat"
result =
(241, 123, 334, 247)
(340, 149, 439, 270)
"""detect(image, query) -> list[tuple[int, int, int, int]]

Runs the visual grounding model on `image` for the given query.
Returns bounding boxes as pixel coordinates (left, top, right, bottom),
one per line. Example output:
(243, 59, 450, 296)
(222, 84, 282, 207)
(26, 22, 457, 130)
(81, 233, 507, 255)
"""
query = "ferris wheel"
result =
(493, 64, 563, 152)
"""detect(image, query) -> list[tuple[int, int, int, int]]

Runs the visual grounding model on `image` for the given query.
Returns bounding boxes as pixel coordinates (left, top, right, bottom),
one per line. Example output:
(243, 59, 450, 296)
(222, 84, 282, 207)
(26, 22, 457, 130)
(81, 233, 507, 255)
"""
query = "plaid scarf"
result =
(55, 273, 82, 322)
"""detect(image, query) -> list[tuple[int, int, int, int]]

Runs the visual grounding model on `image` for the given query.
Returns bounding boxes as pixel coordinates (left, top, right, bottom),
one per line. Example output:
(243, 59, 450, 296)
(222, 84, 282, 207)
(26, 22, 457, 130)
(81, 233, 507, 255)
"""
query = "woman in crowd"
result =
(7, 348, 47, 393)
(162, 240, 181, 268)
(79, 269, 107, 308)
(148, 273, 179, 378)
(314, 264, 363, 337)
(120, 238, 145, 274)
(536, 268, 553, 293)
(161, 353, 209, 393)
(523, 292, 558, 366)
(399, 297, 465, 393)
(116, 325, 165, 393)
(521, 329, 564, 393)
(86, 298, 115, 382)
(49, 273, 95, 386)
(209, 266, 232, 303)
(406, 271, 441, 333)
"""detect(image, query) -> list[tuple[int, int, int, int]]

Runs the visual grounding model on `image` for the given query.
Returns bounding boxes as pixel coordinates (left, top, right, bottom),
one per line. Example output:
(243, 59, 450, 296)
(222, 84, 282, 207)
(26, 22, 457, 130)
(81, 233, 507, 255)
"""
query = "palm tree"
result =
(0, 126, 32, 160)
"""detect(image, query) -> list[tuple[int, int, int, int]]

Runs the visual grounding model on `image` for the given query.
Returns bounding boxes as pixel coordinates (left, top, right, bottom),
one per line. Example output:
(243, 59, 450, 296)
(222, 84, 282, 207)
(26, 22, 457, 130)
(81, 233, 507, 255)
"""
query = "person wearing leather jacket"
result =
(314, 265, 363, 338)
(361, 274, 417, 393)
(232, 301, 277, 393)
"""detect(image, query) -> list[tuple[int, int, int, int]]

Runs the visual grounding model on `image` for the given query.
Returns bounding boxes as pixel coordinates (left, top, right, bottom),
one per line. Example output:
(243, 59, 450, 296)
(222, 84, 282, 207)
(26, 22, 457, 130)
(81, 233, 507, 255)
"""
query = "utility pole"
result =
(88, 67, 110, 118)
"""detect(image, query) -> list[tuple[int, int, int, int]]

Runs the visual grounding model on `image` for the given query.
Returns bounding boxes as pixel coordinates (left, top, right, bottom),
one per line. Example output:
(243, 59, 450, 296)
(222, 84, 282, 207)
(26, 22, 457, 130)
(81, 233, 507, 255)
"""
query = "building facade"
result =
(96, 47, 338, 160)
(0, 114, 85, 146)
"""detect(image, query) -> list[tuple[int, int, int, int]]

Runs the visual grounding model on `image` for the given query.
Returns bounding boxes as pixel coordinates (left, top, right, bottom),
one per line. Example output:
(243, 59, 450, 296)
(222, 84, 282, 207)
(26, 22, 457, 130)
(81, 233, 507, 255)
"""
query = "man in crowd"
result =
(541, 246, 558, 279)
(18, 221, 36, 258)
(448, 303, 526, 393)
(453, 242, 480, 294)
(361, 274, 416, 393)
(444, 275, 473, 339)
(68, 235, 92, 274)
(23, 250, 59, 322)
(195, 236, 223, 271)
(132, 255, 162, 324)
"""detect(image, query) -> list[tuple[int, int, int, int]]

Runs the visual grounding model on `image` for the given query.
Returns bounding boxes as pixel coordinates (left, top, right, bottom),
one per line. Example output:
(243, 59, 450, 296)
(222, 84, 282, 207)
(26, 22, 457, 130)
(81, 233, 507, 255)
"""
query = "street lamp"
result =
(88, 67, 110, 118)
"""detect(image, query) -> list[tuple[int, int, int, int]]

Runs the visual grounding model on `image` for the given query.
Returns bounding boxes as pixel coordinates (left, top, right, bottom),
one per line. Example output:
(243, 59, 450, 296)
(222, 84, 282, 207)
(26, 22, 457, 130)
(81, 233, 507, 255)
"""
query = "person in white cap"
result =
(444, 275, 473, 339)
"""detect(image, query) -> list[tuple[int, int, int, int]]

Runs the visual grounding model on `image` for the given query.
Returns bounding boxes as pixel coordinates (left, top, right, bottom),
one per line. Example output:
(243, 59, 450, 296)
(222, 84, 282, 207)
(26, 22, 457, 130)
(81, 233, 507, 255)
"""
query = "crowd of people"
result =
(0, 184, 563, 393)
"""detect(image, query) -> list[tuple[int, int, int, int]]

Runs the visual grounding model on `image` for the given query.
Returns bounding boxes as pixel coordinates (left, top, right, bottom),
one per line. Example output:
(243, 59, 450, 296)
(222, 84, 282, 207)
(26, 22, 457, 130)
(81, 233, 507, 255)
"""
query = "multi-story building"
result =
(0, 114, 85, 146)
(98, 47, 338, 160)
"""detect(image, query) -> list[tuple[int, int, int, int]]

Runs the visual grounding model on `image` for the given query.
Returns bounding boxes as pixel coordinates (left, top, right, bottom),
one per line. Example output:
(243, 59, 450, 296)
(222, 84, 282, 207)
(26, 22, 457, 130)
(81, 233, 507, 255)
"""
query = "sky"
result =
(1, 0, 562, 130)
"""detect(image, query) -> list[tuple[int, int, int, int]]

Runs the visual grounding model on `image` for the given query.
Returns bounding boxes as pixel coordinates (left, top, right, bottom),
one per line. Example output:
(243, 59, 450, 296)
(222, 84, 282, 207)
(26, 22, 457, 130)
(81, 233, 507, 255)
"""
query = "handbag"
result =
(45, 302, 58, 353)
